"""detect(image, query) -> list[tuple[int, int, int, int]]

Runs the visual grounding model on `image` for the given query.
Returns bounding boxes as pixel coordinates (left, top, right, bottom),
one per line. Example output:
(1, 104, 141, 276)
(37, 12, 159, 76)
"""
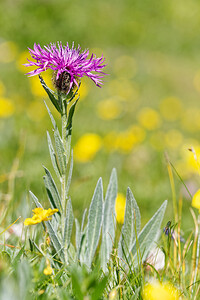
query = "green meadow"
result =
(0, 0, 200, 298)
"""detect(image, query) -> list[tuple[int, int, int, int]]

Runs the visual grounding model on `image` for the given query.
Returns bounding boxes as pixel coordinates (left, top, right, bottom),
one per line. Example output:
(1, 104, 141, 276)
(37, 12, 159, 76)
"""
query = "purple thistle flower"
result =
(25, 42, 107, 94)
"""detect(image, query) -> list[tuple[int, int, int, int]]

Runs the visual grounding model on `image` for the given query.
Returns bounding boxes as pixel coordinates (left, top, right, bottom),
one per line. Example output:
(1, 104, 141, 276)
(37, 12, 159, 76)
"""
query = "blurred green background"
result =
(1, 0, 200, 233)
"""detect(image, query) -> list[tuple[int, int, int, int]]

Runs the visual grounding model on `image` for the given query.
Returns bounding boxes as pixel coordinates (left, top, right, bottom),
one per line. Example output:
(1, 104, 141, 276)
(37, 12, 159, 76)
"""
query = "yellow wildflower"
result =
(192, 189, 200, 212)
(142, 281, 180, 300)
(43, 259, 53, 276)
(74, 133, 102, 162)
(115, 193, 126, 224)
(24, 207, 58, 226)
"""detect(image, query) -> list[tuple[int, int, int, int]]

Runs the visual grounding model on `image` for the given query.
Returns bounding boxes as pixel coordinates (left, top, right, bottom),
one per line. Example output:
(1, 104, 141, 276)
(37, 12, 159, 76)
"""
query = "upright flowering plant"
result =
(24, 42, 107, 265)
(24, 42, 167, 282)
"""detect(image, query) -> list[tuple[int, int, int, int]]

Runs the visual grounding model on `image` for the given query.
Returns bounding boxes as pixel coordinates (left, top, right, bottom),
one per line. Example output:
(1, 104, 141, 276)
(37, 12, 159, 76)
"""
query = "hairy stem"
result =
(60, 93, 68, 237)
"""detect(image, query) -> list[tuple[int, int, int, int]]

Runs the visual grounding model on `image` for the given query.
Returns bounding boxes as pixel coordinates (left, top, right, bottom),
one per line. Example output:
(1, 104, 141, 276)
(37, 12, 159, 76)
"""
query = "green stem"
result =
(60, 93, 68, 237)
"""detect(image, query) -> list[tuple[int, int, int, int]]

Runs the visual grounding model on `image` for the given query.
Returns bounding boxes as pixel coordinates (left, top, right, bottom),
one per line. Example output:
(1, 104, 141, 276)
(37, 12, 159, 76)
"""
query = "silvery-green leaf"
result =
(66, 150, 73, 197)
(85, 178, 103, 268)
(79, 233, 86, 265)
(54, 128, 66, 174)
(100, 168, 117, 272)
(45, 220, 65, 263)
(44, 100, 57, 130)
(63, 198, 74, 249)
(29, 191, 43, 208)
(118, 187, 141, 260)
(47, 131, 61, 179)
(43, 166, 62, 212)
(39, 76, 61, 113)
(68, 243, 76, 262)
(130, 200, 167, 266)
(79, 208, 87, 262)
(81, 208, 87, 232)
(75, 218, 81, 254)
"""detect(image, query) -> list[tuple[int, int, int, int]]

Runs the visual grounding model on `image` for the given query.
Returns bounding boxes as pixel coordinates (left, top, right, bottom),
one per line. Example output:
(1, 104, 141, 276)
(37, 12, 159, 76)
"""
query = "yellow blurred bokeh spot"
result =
(28, 70, 53, 97)
(74, 133, 102, 162)
(0, 81, 5, 96)
(181, 107, 200, 132)
(175, 142, 200, 178)
(164, 129, 183, 149)
(0, 98, 15, 118)
(0, 41, 18, 63)
(149, 131, 165, 151)
(97, 97, 122, 120)
(115, 193, 126, 224)
(27, 100, 46, 121)
(142, 281, 179, 300)
(192, 189, 200, 212)
(113, 55, 137, 79)
(16, 50, 34, 73)
(78, 78, 89, 100)
(138, 107, 161, 130)
(103, 126, 145, 153)
(159, 97, 183, 121)
(193, 70, 200, 93)
(108, 79, 139, 101)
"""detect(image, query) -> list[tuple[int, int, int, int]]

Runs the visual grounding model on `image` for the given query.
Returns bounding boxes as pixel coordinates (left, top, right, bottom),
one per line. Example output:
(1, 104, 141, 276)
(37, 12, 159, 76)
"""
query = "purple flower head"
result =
(25, 42, 107, 94)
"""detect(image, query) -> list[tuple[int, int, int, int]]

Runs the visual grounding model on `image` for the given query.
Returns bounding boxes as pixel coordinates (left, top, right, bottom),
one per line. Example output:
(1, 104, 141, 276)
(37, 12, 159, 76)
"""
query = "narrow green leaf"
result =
(66, 150, 73, 197)
(29, 191, 43, 210)
(47, 131, 61, 179)
(85, 178, 103, 268)
(44, 100, 57, 129)
(75, 218, 81, 253)
(79, 208, 87, 263)
(39, 75, 61, 113)
(12, 246, 25, 267)
(66, 99, 79, 136)
(118, 187, 141, 260)
(45, 220, 65, 262)
(100, 168, 117, 272)
(81, 208, 87, 232)
(43, 166, 62, 212)
(54, 128, 66, 174)
(71, 266, 84, 300)
(91, 275, 108, 300)
(63, 198, 74, 249)
(130, 200, 167, 265)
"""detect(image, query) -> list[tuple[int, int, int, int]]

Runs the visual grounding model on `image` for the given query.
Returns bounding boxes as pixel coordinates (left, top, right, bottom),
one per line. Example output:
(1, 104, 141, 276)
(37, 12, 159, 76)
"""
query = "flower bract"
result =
(24, 207, 58, 226)
(25, 42, 106, 93)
